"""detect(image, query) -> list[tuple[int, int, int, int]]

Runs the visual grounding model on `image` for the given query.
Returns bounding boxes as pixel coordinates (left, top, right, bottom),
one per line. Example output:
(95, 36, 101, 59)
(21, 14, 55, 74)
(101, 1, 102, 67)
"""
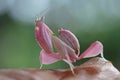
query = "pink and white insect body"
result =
(35, 17, 105, 72)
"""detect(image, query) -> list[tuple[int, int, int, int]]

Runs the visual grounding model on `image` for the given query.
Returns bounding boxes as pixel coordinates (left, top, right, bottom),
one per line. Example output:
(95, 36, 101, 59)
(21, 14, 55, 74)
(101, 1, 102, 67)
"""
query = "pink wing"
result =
(52, 36, 78, 62)
(59, 28, 80, 55)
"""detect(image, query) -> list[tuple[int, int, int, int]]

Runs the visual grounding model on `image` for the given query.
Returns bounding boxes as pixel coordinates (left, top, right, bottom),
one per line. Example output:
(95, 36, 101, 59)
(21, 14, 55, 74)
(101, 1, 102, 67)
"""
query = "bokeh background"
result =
(0, 0, 120, 70)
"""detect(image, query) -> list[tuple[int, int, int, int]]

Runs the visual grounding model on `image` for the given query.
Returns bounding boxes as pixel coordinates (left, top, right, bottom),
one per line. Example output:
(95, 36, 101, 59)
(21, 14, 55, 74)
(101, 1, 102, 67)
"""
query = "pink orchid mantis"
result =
(35, 17, 105, 73)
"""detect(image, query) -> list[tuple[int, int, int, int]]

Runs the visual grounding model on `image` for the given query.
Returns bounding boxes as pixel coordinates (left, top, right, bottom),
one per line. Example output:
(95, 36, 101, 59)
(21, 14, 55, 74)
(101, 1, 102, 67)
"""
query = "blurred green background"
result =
(0, 0, 120, 70)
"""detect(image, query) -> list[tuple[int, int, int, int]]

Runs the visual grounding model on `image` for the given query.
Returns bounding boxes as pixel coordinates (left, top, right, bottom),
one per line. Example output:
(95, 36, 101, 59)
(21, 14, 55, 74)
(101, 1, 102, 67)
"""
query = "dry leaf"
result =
(0, 57, 120, 80)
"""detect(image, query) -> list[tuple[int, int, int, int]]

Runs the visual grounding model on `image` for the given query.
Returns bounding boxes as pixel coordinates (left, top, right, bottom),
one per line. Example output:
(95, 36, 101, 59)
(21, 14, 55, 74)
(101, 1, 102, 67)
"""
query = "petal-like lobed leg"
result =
(40, 50, 61, 64)
(78, 41, 103, 60)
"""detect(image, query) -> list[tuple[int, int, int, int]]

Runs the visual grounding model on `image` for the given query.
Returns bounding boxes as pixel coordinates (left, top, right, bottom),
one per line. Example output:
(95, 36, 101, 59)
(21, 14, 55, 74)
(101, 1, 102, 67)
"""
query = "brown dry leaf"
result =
(0, 57, 120, 80)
